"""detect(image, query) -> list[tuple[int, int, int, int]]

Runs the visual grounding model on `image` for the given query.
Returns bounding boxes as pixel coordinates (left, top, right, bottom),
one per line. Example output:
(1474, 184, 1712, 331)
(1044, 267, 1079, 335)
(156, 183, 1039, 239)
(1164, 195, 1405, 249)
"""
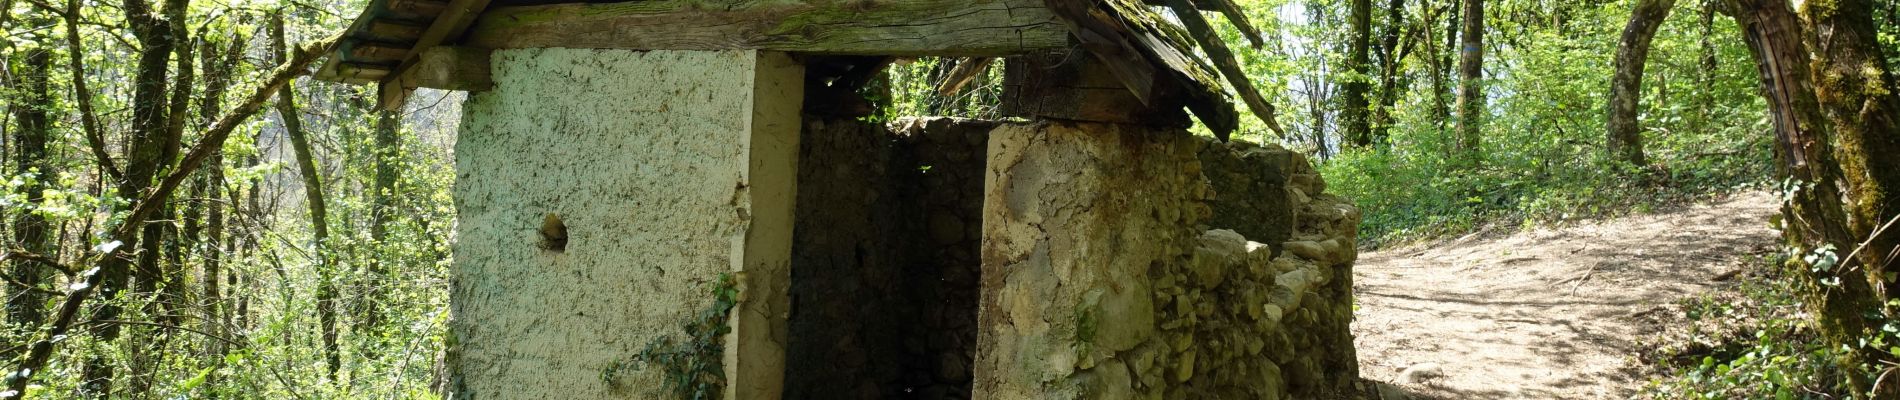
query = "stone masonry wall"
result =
(784, 117, 991, 399)
(1196, 139, 1294, 254)
(974, 122, 1360, 399)
(1193, 138, 1363, 397)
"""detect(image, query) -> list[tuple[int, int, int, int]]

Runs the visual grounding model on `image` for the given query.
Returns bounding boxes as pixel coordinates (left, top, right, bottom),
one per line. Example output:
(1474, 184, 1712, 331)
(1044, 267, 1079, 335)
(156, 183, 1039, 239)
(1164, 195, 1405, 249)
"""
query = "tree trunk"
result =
(1696, 0, 1719, 128)
(1455, 0, 1484, 165)
(1371, 0, 1412, 146)
(1437, 0, 1459, 132)
(5, 12, 55, 348)
(196, 34, 241, 367)
(1605, 0, 1676, 166)
(270, 12, 342, 379)
(1344, 0, 1374, 148)
(87, 0, 187, 393)
(361, 108, 401, 333)
(1800, 0, 1900, 305)
(1725, 0, 1887, 393)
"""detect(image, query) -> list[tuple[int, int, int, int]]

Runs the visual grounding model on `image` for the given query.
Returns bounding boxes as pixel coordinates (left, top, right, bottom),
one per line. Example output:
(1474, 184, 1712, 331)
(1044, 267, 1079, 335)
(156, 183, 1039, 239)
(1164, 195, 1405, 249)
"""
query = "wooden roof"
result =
(314, 0, 1283, 139)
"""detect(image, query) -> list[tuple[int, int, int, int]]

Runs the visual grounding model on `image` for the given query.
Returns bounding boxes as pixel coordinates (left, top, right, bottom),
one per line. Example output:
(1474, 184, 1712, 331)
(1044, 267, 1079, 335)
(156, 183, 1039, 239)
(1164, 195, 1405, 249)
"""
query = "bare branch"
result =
(81, 319, 243, 347)
(0, 250, 75, 276)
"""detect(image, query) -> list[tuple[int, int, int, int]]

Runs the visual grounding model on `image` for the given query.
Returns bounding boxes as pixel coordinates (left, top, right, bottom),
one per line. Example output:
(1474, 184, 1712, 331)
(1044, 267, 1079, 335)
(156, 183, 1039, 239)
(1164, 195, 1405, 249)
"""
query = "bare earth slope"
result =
(1353, 191, 1778, 399)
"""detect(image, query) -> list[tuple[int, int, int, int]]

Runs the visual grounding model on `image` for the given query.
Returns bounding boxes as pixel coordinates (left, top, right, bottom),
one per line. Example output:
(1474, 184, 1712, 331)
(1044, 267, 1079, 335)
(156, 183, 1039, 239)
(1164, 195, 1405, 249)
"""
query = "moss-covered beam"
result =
(461, 0, 1069, 57)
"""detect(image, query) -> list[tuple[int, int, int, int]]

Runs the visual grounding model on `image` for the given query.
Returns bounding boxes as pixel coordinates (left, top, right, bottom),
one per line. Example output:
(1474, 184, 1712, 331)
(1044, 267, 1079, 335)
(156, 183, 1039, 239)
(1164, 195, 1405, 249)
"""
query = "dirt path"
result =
(1352, 191, 1779, 399)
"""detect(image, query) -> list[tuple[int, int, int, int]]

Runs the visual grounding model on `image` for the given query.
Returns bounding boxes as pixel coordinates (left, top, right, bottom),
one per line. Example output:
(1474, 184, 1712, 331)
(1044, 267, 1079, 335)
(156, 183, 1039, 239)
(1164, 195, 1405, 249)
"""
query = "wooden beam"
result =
(386, 0, 451, 19)
(400, 46, 491, 91)
(1165, 0, 1284, 138)
(376, 47, 491, 111)
(333, 62, 394, 83)
(461, 0, 1070, 57)
(1001, 53, 1188, 126)
(377, 0, 492, 110)
(345, 41, 412, 62)
(365, 19, 427, 42)
(1139, 0, 1263, 46)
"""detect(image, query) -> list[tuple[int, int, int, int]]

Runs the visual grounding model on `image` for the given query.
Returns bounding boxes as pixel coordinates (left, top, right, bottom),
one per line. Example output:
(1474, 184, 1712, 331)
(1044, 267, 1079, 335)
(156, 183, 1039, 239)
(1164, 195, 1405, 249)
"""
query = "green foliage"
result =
(604, 273, 739, 400)
(1641, 251, 1893, 399)
(1318, 0, 1773, 246)
(873, 57, 1008, 122)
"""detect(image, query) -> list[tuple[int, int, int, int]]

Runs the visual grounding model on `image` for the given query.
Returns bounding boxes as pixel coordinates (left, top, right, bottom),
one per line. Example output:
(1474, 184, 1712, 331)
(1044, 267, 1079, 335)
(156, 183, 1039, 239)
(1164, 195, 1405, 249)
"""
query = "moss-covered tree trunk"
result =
(362, 108, 402, 333)
(85, 0, 188, 393)
(1799, 0, 1900, 306)
(1726, 0, 1890, 394)
(1605, 0, 1675, 166)
(5, 10, 56, 347)
(270, 12, 342, 379)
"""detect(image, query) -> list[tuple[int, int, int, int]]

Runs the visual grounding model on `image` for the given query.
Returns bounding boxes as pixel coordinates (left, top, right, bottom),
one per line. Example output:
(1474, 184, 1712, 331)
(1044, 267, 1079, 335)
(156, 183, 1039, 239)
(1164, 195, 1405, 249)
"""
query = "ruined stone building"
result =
(315, 0, 1364, 398)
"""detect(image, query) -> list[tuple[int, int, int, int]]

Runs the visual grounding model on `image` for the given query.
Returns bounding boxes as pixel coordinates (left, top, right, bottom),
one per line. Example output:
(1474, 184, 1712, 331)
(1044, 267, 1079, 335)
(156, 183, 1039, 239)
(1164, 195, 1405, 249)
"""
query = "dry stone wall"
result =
(1193, 138, 1364, 397)
(974, 122, 1361, 399)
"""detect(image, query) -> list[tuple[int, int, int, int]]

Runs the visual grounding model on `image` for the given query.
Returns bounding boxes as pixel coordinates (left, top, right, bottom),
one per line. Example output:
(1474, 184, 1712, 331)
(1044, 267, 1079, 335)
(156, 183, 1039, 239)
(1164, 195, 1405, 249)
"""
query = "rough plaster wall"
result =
(974, 121, 1206, 399)
(785, 117, 990, 400)
(972, 123, 1361, 399)
(450, 48, 800, 400)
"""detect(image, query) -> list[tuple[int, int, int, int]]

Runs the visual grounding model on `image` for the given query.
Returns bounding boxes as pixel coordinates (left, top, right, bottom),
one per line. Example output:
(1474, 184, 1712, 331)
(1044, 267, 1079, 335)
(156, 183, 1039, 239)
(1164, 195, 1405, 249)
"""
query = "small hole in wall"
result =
(540, 213, 568, 253)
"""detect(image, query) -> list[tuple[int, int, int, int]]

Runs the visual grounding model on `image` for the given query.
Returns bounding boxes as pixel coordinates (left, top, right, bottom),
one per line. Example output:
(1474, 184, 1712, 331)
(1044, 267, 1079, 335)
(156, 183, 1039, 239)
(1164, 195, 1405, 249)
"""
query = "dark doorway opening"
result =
(784, 117, 995, 400)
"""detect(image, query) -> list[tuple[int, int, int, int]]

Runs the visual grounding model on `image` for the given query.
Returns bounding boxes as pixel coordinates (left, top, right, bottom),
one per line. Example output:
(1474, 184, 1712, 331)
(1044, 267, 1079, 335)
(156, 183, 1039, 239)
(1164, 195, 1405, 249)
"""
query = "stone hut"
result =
(315, 1, 1363, 399)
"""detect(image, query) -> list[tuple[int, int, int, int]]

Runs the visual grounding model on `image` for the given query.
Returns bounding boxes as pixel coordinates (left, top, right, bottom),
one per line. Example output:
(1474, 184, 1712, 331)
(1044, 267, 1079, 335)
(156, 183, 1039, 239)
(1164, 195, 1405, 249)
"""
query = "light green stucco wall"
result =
(449, 48, 801, 400)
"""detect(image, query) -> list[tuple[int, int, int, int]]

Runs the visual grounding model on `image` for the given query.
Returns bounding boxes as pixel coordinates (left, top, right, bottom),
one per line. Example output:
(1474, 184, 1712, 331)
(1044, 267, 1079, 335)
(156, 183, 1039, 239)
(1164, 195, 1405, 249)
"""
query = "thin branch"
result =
(81, 319, 243, 347)
(1843, 214, 1900, 270)
(18, 0, 64, 16)
(0, 250, 76, 276)
(1, 274, 64, 296)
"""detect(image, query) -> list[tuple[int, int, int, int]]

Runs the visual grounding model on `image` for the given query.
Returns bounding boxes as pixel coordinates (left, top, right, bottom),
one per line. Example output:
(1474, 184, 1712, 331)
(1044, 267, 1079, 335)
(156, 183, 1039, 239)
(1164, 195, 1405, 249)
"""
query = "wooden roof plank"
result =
(376, 0, 493, 110)
(461, 0, 1069, 57)
(385, 0, 451, 20)
(1164, 0, 1286, 138)
(365, 19, 428, 42)
(1201, 0, 1264, 48)
(344, 41, 413, 63)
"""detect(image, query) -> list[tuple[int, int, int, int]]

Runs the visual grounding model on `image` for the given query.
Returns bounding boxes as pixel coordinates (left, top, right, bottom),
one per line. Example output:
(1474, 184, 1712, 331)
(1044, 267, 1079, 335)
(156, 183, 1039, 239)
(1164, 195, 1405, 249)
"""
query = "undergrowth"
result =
(1639, 250, 1897, 399)
(1321, 143, 1770, 249)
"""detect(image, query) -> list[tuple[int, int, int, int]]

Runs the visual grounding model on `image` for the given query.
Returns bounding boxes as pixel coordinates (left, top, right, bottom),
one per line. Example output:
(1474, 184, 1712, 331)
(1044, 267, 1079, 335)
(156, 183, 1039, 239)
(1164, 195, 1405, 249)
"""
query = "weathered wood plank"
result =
(386, 0, 451, 19)
(1165, 0, 1284, 137)
(346, 41, 412, 62)
(400, 46, 492, 91)
(1001, 53, 1188, 126)
(334, 62, 394, 83)
(462, 0, 1070, 57)
(365, 20, 427, 42)
(377, 0, 492, 110)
